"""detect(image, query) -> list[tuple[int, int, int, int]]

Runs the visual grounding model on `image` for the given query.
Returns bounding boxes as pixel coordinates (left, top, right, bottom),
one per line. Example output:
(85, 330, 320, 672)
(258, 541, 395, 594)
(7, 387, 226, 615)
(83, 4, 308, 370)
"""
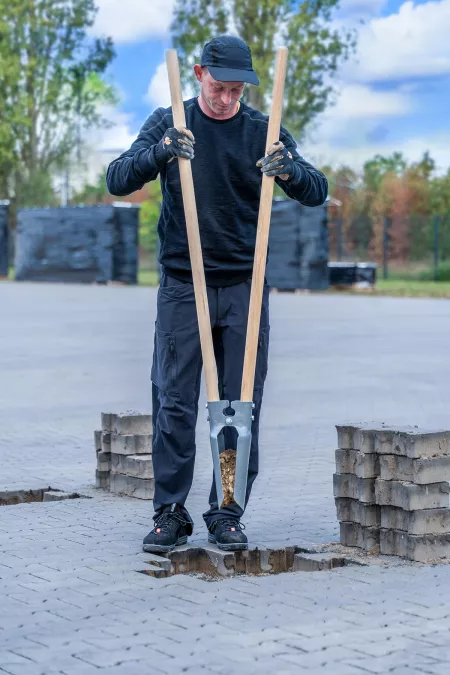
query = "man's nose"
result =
(221, 90, 232, 105)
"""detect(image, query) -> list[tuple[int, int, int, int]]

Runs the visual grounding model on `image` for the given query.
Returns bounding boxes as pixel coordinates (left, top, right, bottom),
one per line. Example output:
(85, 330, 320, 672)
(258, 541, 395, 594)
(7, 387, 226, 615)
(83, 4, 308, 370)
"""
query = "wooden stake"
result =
(241, 47, 288, 402)
(165, 50, 219, 402)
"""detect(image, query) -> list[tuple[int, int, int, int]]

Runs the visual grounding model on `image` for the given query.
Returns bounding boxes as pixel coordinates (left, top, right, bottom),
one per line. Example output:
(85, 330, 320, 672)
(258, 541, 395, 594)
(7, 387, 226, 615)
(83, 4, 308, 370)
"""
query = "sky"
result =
(84, 0, 450, 178)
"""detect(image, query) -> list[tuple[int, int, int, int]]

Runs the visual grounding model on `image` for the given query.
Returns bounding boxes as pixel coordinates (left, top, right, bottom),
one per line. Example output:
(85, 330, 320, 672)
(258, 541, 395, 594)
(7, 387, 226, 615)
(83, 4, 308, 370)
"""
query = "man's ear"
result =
(193, 64, 203, 83)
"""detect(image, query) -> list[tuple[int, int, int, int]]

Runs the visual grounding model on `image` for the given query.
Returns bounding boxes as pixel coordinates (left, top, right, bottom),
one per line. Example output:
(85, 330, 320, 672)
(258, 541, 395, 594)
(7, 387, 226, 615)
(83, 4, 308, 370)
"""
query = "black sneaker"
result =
(143, 504, 191, 553)
(208, 518, 248, 551)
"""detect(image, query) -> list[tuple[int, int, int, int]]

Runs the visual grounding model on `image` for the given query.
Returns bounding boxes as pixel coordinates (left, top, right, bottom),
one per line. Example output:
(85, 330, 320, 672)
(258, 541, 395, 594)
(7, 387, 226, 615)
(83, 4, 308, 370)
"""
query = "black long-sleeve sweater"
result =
(107, 97, 328, 286)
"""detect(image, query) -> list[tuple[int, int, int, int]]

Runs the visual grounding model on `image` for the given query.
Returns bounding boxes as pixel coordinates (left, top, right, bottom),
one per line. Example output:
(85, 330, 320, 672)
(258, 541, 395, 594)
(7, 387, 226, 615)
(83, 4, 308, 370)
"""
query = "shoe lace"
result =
(154, 511, 188, 535)
(216, 518, 245, 532)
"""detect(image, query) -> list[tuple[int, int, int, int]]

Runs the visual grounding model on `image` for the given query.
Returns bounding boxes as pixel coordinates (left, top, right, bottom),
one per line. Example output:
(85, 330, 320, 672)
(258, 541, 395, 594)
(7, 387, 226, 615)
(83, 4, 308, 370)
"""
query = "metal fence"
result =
(328, 213, 450, 280)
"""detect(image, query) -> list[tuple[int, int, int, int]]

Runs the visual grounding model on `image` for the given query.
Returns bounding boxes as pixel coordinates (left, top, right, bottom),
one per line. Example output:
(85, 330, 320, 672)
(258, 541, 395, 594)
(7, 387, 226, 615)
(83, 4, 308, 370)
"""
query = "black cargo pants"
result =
(151, 273, 270, 529)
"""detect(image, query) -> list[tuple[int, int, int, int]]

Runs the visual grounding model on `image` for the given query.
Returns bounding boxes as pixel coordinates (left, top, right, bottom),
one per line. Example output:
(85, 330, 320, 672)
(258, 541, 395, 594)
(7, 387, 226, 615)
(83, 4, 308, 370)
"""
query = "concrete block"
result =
(380, 529, 450, 562)
(94, 430, 102, 452)
(335, 498, 380, 527)
(336, 425, 359, 449)
(336, 423, 379, 453)
(375, 478, 450, 510)
(333, 473, 376, 504)
(392, 430, 450, 459)
(110, 473, 154, 499)
(112, 414, 152, 436)
(111, 453, 154, 479)
(43, 491, 75, 502)
(335, 448, 379, 478)
(95, 469, 110, 490)
(381, 506, 450, 535)
(97, 451, 111, 472)
(293, 553, 346, 572)
(101, 413, 115, 433)
(102, 432, 111, 453)
(374, 429, 450, 458)
(339, 522, 380, 552)
(379, 454, 450, 484)
(110, 433, 152, 455)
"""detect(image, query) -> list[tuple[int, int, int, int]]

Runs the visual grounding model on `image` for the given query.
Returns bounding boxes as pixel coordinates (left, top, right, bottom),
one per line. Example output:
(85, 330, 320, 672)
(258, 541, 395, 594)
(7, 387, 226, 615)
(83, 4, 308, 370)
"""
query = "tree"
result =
(0, 0, 117, 208)
(139, 180, 162, 254)
(171, 0, 356, 137)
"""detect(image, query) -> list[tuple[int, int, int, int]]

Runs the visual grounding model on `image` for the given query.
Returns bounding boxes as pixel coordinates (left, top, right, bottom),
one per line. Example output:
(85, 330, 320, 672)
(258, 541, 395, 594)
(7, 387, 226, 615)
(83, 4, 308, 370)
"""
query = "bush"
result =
(419, 260, 450, 282)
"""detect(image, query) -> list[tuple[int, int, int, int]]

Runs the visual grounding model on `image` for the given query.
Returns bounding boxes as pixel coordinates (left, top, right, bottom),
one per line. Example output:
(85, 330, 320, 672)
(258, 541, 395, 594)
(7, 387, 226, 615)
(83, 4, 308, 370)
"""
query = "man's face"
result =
(195, 67, 245, 116)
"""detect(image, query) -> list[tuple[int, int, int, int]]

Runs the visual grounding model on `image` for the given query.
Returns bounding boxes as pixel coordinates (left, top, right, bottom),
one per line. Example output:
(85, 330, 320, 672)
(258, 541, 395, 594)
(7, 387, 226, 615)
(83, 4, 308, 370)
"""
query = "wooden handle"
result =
(165, 50, 219, 402)
(241, 46, 288, 402)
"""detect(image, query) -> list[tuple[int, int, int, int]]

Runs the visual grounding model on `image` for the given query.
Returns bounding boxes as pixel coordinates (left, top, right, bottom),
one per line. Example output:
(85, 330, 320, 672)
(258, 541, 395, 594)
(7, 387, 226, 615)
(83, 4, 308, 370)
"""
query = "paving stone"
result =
(111, 454, 153, 479)
(375, 478, 450, 510)
(42, 491, 75, 502)
(93, 430, 102, 453)
(109, 473, 154, 499)
(379, 454, 450, 484)
(96, 451, 111, 472)
(381, 506, 450, 535)
(95, 470, 110, 490)
(380, 529, 450, 562)
(374, 429, 450, 459)
(111, 414, 152, 436)
(292, 553, 346, 572)
(333, 473, 376, 503)
(339, 522, 380, 552)
(335, 498, 381, 527)
(110, 434, 152, 456)
(101, 413, 115, 433)
(101, 432, 111, 453)
(335, 448, 379, 478)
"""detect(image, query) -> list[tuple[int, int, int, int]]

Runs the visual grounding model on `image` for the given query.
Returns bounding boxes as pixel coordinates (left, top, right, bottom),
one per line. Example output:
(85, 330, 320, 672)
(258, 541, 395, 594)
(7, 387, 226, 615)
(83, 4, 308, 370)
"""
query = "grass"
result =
(138, 269, 159, 286)
(364, 279, 450, 298)
(4, 265, 450, 299)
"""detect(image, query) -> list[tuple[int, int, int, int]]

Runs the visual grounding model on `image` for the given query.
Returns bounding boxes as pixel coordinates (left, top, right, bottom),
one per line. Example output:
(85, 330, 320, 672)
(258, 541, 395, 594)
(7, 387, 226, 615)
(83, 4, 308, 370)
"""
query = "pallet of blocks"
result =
(94, 412, 154, 499)
(334, 423, 450, 562)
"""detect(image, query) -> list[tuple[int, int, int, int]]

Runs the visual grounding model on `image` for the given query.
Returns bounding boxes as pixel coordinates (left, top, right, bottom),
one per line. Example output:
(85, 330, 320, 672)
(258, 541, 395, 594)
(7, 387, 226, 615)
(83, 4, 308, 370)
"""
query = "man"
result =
(106, 35, 328, 553)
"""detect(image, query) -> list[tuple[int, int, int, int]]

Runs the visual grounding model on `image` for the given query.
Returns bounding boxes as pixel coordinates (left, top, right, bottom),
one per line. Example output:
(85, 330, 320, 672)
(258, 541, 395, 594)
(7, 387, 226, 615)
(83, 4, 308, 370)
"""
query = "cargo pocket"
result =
(254, 326, 270, 391)
(151, 329, 178, 395)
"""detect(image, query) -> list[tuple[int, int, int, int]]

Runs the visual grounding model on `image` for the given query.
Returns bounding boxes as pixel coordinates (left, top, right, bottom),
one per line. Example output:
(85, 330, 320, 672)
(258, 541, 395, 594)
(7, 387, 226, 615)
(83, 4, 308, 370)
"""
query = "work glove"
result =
(256, 141, 296, 181)
(155, 126, 195, 166)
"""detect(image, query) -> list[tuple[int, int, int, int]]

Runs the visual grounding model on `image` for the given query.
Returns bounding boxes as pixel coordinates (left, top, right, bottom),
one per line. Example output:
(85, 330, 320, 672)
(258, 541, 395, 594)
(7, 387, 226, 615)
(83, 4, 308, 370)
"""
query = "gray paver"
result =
(1, 284, 450, 674)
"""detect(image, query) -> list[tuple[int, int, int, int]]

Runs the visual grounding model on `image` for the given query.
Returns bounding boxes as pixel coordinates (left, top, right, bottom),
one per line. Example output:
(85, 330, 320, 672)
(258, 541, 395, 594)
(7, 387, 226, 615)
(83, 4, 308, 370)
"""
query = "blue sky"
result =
(87, 0, 450, 174)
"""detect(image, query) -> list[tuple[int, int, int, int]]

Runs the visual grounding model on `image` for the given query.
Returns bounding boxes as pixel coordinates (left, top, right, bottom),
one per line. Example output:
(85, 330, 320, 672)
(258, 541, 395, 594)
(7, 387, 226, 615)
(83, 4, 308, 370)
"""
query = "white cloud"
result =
(90, 0, 175, 43)
(325, 84, 413, 121)
(344, 0, 450, 82)
(145, 61, 197, 109)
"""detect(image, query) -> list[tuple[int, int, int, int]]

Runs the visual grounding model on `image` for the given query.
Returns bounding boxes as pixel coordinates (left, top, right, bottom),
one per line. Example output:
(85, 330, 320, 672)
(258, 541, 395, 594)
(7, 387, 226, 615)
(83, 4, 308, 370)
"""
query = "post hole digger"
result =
(164, 46, 287, 535)
(106, 35, 328, 554)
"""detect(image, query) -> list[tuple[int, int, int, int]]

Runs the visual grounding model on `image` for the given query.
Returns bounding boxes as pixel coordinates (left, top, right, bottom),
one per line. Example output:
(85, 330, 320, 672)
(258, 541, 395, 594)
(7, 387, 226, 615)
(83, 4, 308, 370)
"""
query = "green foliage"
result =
(139, 180, 162, 253)
(419, 260, 450, 282)
(171, 0, 356, 137)
(0, 0, 116, 206)
(363, 153, 408, 194)
(71, 170, 110, 204)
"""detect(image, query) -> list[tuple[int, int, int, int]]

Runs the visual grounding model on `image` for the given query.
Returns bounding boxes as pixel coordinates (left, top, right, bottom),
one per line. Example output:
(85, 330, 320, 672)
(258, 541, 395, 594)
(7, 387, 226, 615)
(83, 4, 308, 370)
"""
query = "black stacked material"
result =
(328, 262, 377, 287)
(112, 203, 139, 284)
(328, 262, 357, 286)
(15, 205, 116, 283)
(0, 201, 9, 277)
(266, 199, 329, 291)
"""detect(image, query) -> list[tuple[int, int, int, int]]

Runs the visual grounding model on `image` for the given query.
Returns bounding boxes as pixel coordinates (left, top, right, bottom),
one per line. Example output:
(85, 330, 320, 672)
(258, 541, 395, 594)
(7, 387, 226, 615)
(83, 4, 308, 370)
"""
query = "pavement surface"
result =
(1, 281, 450, 675)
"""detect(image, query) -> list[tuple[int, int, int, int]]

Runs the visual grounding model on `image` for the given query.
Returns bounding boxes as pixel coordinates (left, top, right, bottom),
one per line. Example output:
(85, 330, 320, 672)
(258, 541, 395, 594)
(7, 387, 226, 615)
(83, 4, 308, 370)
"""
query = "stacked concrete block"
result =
(334, 424, 450, 562)
(94, 413, 154, 499)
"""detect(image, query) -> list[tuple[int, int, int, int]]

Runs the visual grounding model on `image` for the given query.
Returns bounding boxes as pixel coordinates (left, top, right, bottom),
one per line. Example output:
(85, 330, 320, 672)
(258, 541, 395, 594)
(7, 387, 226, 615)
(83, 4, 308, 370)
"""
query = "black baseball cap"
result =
(201, 36, 260, 86)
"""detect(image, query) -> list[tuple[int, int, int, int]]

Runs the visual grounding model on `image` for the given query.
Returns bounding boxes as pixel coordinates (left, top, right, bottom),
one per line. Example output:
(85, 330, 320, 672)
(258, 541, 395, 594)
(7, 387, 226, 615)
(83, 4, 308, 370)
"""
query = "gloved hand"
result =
(256, 141, 296, 181)
(155, 126, 195, 166)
